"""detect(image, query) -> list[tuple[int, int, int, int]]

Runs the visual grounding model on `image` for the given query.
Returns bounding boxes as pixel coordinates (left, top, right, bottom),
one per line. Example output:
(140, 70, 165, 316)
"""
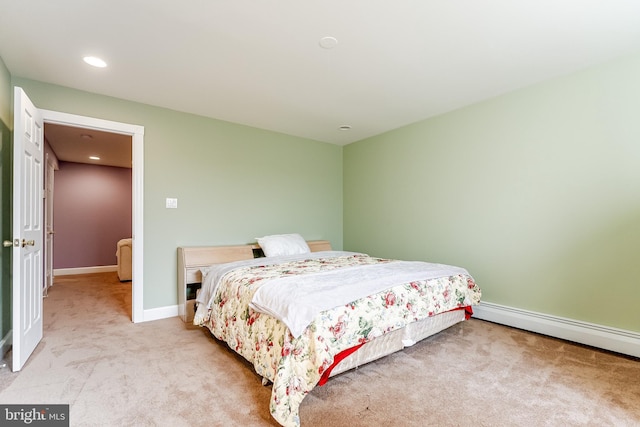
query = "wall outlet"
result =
(165, 198, 178, 209)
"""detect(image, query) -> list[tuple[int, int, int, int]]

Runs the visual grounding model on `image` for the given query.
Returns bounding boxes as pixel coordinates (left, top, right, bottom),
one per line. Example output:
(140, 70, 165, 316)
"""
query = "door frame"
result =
(44, 151, 56, 297)
(41, 109, 145, 323)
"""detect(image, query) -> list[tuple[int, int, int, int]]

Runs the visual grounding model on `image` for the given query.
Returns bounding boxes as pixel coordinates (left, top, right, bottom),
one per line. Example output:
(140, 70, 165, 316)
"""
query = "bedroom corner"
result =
(343, 53, 640, 354)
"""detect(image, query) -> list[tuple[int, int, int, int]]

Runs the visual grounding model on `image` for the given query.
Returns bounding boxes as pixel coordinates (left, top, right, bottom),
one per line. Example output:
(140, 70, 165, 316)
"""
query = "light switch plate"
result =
(166, 198, 178, 209)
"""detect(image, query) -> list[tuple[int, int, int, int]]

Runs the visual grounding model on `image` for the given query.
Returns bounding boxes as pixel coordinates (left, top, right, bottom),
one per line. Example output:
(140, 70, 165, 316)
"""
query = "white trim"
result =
(1, 330, 12, 358)
(54, 265, 117, 276)
(40, 109, 144, 323)
(142, 305, 179, 322)
(40, 110, 143, 136)
(131, 128, 144, 323)
(473, 302, 640, 358)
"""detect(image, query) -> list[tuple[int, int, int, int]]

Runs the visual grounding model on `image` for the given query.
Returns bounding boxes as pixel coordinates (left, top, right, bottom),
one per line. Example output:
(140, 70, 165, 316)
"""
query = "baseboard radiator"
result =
(473, 301, 640, 359)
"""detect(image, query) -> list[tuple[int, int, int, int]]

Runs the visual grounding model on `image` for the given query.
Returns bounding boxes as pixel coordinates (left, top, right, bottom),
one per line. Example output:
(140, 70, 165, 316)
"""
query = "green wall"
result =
(10, 78, 343, 311)
(3, 52, 639, 335)
(0, 58, 10, 126)
(0, 56, 12, 342)
(344, 53, 640, 333)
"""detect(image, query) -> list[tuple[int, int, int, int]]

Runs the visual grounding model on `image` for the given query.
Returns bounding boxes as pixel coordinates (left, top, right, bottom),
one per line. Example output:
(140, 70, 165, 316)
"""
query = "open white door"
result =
(11, 87, 44, 371)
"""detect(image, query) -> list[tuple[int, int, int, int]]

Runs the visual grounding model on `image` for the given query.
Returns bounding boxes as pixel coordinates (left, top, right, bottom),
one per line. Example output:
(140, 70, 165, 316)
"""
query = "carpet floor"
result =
(0, 272, 638, 426)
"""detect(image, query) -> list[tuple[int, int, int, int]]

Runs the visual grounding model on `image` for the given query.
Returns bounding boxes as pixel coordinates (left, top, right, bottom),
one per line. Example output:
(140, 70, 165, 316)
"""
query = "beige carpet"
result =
(1, 272, 638, 426)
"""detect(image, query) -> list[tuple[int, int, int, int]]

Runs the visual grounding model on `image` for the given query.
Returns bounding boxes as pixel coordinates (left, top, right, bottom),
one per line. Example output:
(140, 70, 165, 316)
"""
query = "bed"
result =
(177, 235, 481, 427)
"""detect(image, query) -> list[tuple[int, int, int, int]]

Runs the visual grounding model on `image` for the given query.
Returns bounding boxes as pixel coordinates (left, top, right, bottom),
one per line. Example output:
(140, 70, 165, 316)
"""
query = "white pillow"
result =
(256, 233, 310, 257)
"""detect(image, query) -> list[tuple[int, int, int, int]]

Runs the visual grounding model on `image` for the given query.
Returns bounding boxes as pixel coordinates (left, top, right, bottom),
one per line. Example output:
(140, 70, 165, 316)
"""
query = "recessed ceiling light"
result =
(89, 156, 101, 160)
(338, 125, 352, 131)
(83, 56, 107, 68)
(319, 36, 338, 49)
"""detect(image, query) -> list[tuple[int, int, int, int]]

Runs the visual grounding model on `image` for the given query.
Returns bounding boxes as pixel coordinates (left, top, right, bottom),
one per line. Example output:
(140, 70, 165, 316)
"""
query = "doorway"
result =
(44, 124, 132, 292)
(41, 109, 144, 322)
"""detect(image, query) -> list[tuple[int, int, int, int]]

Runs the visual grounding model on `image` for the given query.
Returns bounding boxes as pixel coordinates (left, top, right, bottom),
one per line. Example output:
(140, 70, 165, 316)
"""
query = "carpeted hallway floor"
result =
(1, 272, 638, 426)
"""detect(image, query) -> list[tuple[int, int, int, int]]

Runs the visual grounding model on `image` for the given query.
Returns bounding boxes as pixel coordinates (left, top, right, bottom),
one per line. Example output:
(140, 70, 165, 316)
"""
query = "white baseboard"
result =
(54, 265, 117, 276)
(1, 330, 12, 359)
(473, 301, 640, 358)
(142, 304, 179, 323)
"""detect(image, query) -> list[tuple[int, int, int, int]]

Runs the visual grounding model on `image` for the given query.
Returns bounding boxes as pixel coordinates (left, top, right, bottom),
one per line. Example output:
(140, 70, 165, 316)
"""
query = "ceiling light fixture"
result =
(338, 125, 352, 131)
(319, 36, 338, 49)
(83, 56, 107, 68)
(89, 156, 101, 160)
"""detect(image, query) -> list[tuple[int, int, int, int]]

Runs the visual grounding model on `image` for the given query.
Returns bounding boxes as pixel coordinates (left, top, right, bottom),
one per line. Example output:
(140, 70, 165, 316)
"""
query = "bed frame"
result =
(177, 240, 467, 380)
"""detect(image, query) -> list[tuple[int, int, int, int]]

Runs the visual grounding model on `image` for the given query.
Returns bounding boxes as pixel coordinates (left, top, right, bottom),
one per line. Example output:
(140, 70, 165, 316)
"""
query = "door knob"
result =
(3, 240, 17, 248)
(21, 239, 35, 247)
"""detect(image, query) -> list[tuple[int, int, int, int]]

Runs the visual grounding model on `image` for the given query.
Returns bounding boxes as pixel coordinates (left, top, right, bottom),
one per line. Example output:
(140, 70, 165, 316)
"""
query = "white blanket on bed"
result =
(194, 251, 361, 324)
(249, 260, 470, 338)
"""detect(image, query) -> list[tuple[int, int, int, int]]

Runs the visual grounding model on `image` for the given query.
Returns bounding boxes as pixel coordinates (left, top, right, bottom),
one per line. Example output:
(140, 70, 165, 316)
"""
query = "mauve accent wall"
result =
(53, 161, 132, 269)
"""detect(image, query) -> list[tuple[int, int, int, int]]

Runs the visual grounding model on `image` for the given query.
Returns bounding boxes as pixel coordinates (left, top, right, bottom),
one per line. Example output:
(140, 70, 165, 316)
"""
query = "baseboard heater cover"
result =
(473, 301, 640, 358)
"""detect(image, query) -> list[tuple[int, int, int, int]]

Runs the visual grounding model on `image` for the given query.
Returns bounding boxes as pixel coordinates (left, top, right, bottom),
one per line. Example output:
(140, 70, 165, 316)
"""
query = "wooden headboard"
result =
(177, 240, 332, 322)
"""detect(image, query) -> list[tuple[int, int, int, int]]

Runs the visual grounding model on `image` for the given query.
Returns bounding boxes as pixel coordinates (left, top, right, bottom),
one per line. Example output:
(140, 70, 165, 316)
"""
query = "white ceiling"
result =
(2, 1, 640, 146)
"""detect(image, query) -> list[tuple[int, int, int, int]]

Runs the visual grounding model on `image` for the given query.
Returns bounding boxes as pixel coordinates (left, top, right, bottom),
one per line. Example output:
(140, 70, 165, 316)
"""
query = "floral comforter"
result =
(195, 253, 481, 426)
